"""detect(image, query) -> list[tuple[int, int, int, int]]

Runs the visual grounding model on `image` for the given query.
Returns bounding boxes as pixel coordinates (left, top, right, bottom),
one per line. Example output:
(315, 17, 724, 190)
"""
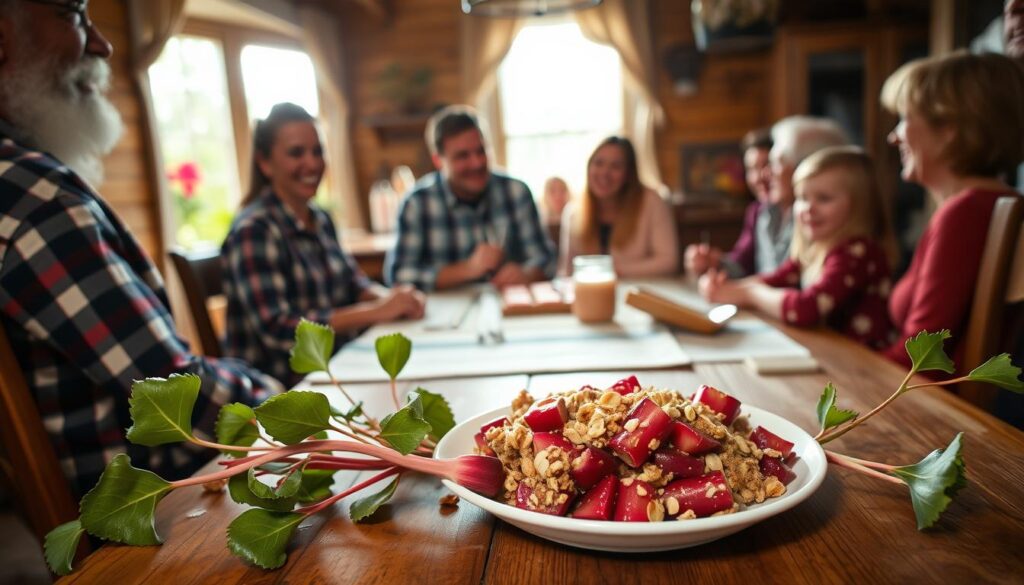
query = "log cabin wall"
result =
(91, 0, 165, 263)
(340, 0, 771, 227)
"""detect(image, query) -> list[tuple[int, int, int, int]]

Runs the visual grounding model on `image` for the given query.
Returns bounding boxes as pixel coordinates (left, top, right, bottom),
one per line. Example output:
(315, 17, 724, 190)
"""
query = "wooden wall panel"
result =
(651, 0, 772, 195)
(342, 0, 462, 227)
(90, 0, 165, 263)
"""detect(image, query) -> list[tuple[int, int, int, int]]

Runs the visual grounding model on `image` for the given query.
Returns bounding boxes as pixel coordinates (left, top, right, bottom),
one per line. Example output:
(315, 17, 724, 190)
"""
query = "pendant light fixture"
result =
(461, 0, 603, 17)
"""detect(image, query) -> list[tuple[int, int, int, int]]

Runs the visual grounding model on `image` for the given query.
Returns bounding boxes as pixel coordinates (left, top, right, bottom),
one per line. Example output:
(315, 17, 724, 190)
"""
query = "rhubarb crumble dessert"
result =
(473, 377, 796, 521)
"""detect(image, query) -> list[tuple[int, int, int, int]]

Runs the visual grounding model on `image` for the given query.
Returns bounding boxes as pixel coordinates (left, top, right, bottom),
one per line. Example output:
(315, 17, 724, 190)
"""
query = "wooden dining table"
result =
(57, 323, 1024, 584)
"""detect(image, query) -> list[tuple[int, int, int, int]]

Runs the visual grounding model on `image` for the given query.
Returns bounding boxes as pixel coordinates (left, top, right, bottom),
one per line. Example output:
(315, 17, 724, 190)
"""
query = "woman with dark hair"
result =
(559, 136, 679, 277)
(221, 103, 425, 386)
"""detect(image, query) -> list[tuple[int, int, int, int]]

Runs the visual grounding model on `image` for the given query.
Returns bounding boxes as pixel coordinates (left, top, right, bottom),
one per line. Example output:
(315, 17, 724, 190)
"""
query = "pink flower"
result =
(167, 162, 202, 198)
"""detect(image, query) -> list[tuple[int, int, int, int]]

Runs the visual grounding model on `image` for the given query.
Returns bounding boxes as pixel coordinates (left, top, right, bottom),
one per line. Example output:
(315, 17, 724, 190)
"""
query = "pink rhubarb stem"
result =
(818, 370, 915, 445)
(297, 468, 401, 516)
(825, 450, 904, 486)
(390, 378, 401, 411)
(173, 439, 457, 490)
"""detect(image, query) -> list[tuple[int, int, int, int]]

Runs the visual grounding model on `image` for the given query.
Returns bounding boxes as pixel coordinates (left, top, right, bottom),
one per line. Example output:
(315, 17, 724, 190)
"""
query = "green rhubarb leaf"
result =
(379, 402, 431, 455)
(216, 403, 260, 457)
(44, 519, 85, 576)
(254, 391, 333, 445)
(289, 319, 335, 374)
(79, 454, 171, 545)
(227, 474, 295, 512)
(815, 382, 858, 434)
(226, 509, 304, 570)
(349, 476, 400, 522)
(890, 432, 967, 530)
(295, 469, 337, 503)
(375, 333, 412, 380)
(410, 388, 455, 441)
(125, 374, 199, 446)
(965, 354, 1024, 393)
(905, 330, 955, 376)
(247, 468, 302, 500)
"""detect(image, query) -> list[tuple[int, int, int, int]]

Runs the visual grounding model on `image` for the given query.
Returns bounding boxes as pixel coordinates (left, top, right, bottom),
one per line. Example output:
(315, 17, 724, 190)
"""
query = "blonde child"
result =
(699, 146, 895, 348)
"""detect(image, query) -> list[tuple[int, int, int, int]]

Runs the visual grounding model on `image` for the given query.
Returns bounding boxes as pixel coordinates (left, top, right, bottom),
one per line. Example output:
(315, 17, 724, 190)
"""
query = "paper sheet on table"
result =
(314, 310, 690, 383)
(622, 279, 811, 363)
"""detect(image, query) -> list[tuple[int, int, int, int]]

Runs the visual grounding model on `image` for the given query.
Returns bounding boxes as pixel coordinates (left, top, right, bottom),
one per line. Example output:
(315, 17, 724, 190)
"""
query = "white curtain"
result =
(576, 0, 667, 194)
(298, 5, 364, 230)
(460, 14, 525, 167)
(125, 0, 195, 345)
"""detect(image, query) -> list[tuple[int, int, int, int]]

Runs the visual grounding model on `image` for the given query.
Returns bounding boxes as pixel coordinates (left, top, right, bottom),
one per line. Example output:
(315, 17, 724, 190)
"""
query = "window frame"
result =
(178, 19, 308, 199)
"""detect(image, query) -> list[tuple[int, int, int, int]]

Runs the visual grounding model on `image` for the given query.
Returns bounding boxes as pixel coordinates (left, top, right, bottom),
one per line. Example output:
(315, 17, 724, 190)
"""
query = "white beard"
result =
(0, 49, 124, 186)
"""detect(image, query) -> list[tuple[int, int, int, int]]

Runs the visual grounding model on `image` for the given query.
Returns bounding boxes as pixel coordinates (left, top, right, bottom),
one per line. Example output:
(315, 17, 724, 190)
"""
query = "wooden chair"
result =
(959, 195, 1024, 410)
(168, 248, 224, 358)
(0, 324, 83, 549)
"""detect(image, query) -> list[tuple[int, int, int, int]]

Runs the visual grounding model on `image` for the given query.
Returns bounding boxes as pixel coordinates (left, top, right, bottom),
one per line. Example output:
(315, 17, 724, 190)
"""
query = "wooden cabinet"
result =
(674, 202, 749, 250)
(772, 21, 927, 159)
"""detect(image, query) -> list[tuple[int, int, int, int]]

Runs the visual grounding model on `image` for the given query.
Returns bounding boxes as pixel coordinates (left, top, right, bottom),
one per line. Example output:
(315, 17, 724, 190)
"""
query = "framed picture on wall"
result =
(679, 141, 749, 202)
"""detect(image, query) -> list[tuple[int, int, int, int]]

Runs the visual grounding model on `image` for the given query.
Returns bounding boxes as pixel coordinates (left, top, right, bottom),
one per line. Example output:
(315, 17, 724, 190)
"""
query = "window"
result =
(239, 45, 320, 119)
(149, 28, 325, 251)
(149, 36, 239, 251)
(498, 21, 623, 199)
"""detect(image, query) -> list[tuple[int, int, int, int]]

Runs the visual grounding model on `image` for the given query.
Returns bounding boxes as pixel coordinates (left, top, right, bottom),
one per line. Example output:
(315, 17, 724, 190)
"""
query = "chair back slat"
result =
(0, 323, 82, 547)
(959, 196, 1024, 410)
(168, 249, 223, 358)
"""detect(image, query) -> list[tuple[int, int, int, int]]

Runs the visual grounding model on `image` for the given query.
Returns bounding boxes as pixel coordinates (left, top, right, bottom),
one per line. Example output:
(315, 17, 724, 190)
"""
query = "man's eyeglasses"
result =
(22, 0, 92, 31)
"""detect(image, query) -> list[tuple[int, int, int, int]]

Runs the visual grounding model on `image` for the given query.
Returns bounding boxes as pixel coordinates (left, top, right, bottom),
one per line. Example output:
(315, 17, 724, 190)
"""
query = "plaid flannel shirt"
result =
(384, 171, 555, 290)
(0, 126, 282, 497)
(221, 190, 372, 387)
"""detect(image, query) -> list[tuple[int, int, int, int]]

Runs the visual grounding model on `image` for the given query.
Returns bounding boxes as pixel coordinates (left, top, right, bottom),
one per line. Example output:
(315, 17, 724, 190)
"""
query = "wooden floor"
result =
(0, 491, 50, 585)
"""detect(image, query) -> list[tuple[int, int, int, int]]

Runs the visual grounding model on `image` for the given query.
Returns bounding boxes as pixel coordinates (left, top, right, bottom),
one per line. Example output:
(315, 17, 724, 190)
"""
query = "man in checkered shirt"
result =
(0, 0, 282, 497)
(385, 105, 556, 291)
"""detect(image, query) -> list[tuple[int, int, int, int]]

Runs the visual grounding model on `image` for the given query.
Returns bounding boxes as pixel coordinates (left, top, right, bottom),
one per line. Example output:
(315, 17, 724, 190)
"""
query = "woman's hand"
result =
(685, 243, 722, 277)
(377, 285, 426, 321)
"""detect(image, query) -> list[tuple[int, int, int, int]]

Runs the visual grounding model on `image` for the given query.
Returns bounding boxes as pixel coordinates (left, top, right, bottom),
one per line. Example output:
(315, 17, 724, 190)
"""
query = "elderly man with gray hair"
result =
(686, 115, 848, 278)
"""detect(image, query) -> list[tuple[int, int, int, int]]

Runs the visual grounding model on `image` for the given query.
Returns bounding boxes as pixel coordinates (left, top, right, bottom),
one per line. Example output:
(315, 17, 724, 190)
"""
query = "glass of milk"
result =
(572, 255, 616, 323)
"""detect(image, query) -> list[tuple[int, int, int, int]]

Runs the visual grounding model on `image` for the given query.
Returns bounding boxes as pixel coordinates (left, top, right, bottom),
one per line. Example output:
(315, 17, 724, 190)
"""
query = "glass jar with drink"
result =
(572, 255, 617, 323)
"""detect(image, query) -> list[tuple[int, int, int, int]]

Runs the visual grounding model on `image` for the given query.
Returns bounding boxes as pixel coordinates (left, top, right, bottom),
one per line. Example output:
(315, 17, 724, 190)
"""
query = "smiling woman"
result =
(220, 103, 426, 386)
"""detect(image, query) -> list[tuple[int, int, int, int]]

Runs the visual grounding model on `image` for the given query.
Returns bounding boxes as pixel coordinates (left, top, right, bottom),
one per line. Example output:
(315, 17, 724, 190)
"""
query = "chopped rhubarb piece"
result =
(651, 447, 704, 479)
(478, 416, 508, 435)
(692, 384, 741, 425)
(613, 478, 655, 522)
(570, 474, 619, 520)
(609, 398, 673, 467)
(759, 456, 796, 485)
(749, 426, 794, 459)
(661, 471, 735, 518)
(569, 446, 618, 490)
(532, 432, 576, 455)
(473, 431, 495, 456)
(668, 421, 721, 455)
(610, 375, 640, 395)
(514, 482, 574, 516)
(522, 397, 568, 432)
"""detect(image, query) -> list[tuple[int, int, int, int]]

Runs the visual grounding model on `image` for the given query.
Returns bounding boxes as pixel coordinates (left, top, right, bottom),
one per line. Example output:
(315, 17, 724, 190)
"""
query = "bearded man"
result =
(0, 0, 282, 497)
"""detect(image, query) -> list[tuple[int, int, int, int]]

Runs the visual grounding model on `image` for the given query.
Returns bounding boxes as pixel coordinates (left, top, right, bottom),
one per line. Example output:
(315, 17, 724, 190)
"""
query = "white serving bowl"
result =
(434, 404, 827, 552)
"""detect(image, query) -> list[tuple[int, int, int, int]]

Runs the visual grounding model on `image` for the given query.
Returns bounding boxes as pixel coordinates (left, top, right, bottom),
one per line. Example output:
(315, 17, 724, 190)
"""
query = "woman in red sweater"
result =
(880, 51, 1024, 370)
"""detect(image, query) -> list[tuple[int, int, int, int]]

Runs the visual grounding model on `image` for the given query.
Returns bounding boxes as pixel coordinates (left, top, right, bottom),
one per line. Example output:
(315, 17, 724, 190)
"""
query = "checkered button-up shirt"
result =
(384, 171, 555, 290)
(221, 190, 372, 387)
(0, 127, 282, 497)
